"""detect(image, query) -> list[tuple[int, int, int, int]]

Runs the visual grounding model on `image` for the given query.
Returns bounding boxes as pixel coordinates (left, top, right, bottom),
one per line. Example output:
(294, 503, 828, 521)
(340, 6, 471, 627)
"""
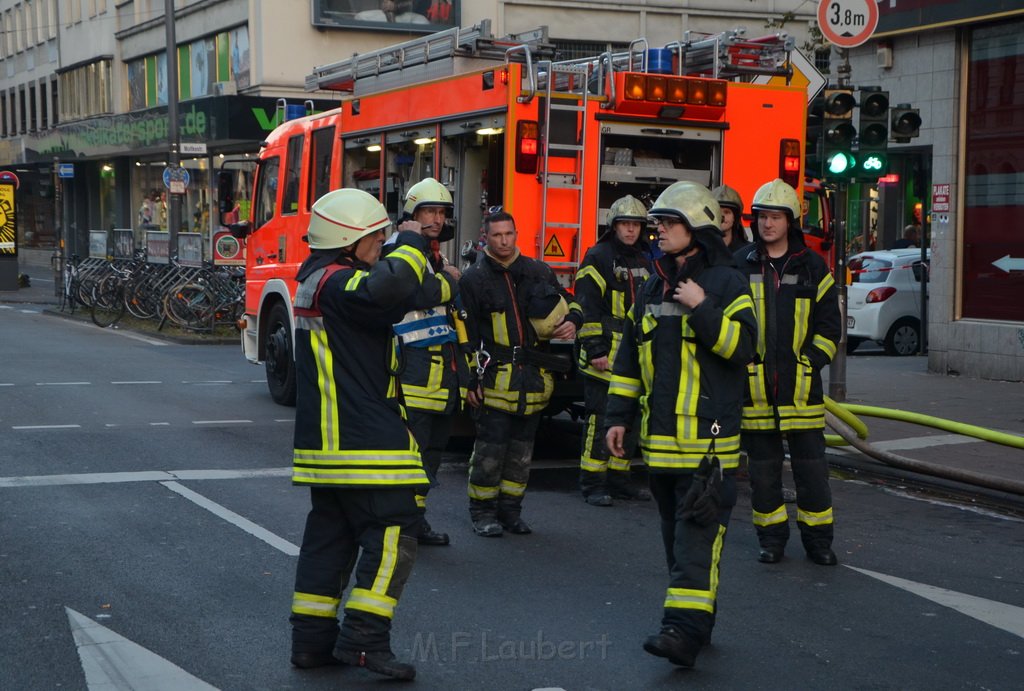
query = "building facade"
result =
(0, 0, 818, 263)
(841, 2, 1024, 381)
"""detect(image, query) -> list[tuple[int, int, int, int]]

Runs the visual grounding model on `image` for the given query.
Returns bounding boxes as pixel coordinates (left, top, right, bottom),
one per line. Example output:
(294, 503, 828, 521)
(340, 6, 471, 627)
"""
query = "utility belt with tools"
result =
(482, 344, 573, 374)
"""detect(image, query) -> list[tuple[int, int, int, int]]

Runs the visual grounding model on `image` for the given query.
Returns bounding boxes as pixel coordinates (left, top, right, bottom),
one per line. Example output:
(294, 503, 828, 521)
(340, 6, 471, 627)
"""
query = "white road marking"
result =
(274, 418, 293, 423)
(0, 382, 13, 386)
(161, 480, 299, 556)
(11, 424, 82, 430)
(150, 422, 171, 426)
(847, 566, 1024, 639)
(36, 381, 91, 386)
(66, 607, 217, 691)
(19, 309, 38, 314)
(185, 380, 233, 385)
(0, 467, 290, 488)
(112, 380, 162, 385)
(192, 419, 253, 425)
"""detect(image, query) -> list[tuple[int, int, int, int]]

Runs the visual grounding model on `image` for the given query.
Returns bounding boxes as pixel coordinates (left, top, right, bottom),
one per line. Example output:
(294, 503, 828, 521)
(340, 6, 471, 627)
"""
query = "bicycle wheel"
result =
(91, 283, 126, 328)
(164, 283, 213, 330)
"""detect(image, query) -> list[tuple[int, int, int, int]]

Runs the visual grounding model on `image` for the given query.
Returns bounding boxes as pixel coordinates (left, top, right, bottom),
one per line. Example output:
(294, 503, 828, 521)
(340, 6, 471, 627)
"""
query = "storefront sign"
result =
(212, 229, 245, 266)
(22, 97, 339, 163)
(178, 232, 204, 267)
(932, 183, 951, 212)
(147, 231, 170, 265)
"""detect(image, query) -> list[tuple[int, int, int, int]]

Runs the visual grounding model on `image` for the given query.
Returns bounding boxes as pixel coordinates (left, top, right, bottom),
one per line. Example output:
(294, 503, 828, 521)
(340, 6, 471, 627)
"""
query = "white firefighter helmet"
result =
(649, 181, 721, 232)
(711, 184, 743, 213)
(403, 177, 454, 216)
(750, 178, 800, 221)
(607, 194, 648, 226)
(307, 188, 392, 250)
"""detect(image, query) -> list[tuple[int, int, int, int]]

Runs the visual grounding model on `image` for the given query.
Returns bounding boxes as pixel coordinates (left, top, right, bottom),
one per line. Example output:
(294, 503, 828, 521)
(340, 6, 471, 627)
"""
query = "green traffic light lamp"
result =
(827, 151, 856, 176)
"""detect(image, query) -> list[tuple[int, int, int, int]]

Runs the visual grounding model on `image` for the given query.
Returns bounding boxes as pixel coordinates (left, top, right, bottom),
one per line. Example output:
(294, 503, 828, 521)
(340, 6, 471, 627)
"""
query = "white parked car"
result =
(845, 248, 929, 356)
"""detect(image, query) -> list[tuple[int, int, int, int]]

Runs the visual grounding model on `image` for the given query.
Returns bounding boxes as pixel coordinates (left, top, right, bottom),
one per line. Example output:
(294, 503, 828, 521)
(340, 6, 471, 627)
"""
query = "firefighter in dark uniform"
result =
(575, 194, 653, 506)
(388, 177, 469, 547)
(289, 188, 430, 681)
(712, 184, 751, 253)
(733, 178, 842, 566)
(459, 209, 583, 537)
(606, 181, 756, 668)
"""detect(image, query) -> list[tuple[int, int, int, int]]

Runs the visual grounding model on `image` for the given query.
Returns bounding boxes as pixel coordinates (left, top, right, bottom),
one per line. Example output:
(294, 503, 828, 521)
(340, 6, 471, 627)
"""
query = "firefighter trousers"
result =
(579, 376, 639, 497)
(744, 430, 834, 552)
(406, 407, 454, 530)
(649, 472, 737, 642)
(290, 487, 419, 655)
(467, 407, 540, 522)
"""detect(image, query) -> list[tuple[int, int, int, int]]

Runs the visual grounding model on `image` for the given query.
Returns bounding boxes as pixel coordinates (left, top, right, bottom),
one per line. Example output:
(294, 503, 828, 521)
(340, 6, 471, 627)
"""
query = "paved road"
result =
(1, 305, 1022, 690)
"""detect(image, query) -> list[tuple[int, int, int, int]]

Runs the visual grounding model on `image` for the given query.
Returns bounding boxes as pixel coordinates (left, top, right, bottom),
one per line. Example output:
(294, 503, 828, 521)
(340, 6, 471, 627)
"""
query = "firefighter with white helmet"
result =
(711, 184, 751, 251)
(386, 177, 468, 547)
(289, 188, 432, 680)
(734, 178, 842, 567)
(575, 194, 653, 506)
(605, 181, 756, 668)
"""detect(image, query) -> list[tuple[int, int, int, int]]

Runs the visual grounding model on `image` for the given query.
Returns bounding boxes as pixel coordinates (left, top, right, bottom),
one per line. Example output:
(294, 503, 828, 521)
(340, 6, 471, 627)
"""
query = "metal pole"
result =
(828, 47, 851, 402)
(53, 156, 62, 296)
(165, 0, 181, 258)
(829, 182, 848, 402)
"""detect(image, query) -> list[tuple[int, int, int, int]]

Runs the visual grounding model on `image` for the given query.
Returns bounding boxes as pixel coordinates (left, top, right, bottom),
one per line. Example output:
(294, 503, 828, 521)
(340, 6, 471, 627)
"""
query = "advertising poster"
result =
(178, 232, 204, 267)
(89, 231, 109, 259)
(212, 229, 245, 266)
(0, 183, 15, 256)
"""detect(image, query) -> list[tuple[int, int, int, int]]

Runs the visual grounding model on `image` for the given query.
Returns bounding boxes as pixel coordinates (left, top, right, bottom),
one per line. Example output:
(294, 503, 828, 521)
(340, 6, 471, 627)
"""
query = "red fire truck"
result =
(224, 21, 815, 405)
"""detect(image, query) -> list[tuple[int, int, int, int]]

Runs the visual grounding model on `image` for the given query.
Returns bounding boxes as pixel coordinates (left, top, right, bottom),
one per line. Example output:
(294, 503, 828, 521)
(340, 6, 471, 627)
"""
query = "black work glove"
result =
(681, 455, 723, 527)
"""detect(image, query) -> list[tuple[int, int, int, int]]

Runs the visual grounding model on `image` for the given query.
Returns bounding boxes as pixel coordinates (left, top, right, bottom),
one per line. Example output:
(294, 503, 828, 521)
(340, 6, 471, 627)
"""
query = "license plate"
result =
(846, 316, 855, 328)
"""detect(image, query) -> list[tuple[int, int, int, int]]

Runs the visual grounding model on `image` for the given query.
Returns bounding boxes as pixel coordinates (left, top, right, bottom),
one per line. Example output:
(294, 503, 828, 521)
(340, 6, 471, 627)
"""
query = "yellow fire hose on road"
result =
(822, 396, 1024, 496)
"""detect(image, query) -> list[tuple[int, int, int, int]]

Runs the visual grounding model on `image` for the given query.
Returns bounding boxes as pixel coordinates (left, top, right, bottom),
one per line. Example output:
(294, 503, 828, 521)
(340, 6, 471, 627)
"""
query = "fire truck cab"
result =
(227, 20, 811, 405)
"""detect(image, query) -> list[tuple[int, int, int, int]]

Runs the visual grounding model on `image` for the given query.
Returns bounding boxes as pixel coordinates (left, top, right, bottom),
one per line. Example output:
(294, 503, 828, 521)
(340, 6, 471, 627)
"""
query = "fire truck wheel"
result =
(265, 301, 297, 406)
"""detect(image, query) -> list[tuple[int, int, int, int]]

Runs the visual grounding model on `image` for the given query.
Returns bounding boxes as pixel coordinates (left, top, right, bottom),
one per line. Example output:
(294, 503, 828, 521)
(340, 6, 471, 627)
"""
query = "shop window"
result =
(309, 126, 336, 209)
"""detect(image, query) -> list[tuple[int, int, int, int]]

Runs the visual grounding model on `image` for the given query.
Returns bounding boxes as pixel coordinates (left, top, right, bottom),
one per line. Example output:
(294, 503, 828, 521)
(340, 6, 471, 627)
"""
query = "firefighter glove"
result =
(681, 455, 723, 527)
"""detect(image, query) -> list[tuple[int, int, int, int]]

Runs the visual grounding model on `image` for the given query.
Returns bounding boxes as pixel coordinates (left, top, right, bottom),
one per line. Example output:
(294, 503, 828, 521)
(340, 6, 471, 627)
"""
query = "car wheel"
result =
(264, 301, 297, 406)
(846, 337, 864, 354)
(884, 317, 920, 356)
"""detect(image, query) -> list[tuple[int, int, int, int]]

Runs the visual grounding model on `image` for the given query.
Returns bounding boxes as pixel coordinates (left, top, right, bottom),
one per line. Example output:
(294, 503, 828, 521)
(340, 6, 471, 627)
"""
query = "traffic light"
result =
(890, 104, 922, 142)
(857, 88, 890, 179)
(822, 87, 856, 181)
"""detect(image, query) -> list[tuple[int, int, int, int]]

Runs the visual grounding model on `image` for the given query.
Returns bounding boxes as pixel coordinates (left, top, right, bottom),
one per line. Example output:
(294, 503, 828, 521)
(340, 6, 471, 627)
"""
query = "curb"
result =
(40, 307, 239, 346)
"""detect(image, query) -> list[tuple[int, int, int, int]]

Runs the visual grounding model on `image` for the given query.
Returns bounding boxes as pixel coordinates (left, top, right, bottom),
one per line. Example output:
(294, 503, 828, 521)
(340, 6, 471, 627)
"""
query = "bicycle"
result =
(59, 254, 81, 314)
(91, 262, 131, 328)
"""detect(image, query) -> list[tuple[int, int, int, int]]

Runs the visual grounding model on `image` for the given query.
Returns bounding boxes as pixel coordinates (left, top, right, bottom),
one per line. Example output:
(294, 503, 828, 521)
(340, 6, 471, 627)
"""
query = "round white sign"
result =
(818, 0, 879, 49)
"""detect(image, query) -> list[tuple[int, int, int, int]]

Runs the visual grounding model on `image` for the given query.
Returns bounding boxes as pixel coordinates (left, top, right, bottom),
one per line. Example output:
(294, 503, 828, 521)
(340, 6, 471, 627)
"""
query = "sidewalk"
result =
(824, 354, 1024, 511)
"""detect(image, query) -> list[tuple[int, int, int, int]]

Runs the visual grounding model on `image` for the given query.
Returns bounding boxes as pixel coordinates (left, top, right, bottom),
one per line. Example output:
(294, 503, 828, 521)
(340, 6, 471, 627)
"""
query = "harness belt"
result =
(487, 344, 573, 373)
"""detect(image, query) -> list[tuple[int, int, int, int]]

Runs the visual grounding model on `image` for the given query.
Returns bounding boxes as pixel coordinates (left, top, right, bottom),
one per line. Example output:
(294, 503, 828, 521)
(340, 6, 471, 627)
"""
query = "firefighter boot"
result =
(417, 518, 450, 546)
(498, 514, 532, 535)
(807, 546, 838, 566)
(643, 626, 701, 667)
(290, 651, 345, 669)
(335, 649, 416, 681)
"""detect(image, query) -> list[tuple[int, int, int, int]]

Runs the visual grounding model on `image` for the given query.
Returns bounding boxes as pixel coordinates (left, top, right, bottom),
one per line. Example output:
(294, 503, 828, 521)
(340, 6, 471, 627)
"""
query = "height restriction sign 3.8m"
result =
(818, 0, 879, 48)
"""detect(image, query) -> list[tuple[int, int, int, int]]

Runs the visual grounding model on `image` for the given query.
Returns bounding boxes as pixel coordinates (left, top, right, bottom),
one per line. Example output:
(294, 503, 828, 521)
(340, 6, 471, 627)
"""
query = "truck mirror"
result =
(229, 220, 251, 240)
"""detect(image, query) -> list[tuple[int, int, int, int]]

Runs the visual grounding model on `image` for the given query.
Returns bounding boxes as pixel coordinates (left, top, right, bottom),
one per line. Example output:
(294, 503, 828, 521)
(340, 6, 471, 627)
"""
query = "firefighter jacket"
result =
(386, 242, 470, 415)
(605, 242, 756, 472)
(459, 248, 583, 416)
(575, 236, 652, 382)
(291, 231, 431, 490)
(734, 229, 841, 432)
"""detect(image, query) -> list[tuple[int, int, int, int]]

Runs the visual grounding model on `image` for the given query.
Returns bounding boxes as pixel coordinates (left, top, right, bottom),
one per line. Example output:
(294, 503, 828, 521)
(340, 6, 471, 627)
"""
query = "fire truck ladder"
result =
(536, 61, 591, 277)
(304, 20, 555, 94)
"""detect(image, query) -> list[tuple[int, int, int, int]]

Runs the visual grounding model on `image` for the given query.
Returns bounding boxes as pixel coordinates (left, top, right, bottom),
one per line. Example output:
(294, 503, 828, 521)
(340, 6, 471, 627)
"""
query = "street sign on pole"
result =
(753, 48, 827, 104)
(180, 142, 207, 155)
(58, 163, 75, 179)
(817, 0, 879, 49)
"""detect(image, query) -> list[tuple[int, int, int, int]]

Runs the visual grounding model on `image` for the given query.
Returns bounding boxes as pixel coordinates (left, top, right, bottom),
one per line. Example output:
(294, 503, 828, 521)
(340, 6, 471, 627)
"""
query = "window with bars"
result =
(552, 39, 630, 62)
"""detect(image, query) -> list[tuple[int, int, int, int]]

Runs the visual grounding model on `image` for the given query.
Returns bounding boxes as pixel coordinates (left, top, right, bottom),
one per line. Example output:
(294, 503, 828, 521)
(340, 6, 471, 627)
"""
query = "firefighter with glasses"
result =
(605, 181, 755, 668)
(733, 178, 841, 567)
(575, 194, 653, 506)
(388, 177, 469, 547)
(289, 188, 431, 681)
